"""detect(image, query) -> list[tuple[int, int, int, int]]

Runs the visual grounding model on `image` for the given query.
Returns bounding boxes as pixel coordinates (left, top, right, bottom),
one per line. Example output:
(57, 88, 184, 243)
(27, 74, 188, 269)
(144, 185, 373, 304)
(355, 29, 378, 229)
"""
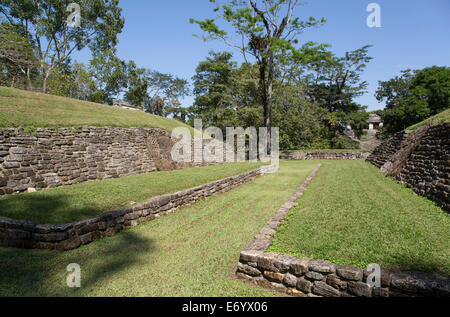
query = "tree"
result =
(376, 66, 449, 133)
(192, 51, 239, 130)
(46, 62, 98, 100)
(0, 0, 124, 92)
(124, 60, 148, 110)
(89, 48, 127, 104)
(305, 45, 372, 113)
(191, 0, 326, 152)
(411, 66, 449, 115)
(0, 21, 38, 89)
(144, 71, 189, 117)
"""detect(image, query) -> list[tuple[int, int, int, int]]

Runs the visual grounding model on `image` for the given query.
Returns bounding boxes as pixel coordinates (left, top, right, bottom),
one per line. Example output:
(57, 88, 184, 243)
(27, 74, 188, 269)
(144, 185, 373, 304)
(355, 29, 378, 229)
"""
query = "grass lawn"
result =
(406, 108, 450, 132)
(0, 86, 193, 133)
(0, 160, 319, 296)
(0, 162, 263, 224)
(268, 161, 450, 276)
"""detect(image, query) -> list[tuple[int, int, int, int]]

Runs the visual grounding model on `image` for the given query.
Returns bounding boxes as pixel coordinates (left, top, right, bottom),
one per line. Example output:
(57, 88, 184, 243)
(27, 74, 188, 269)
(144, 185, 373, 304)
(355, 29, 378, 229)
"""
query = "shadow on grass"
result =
(0, 193, 100, 224)
(0, 230, 154, 296)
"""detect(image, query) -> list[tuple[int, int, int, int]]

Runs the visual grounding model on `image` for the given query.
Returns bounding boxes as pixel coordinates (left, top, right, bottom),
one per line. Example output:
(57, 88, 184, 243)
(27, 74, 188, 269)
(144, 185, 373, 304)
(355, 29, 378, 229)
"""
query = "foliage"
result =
(191, 0, 327, 150)
(191, 51, 239, 130)
(0, 0, 124, 92)
(0, 21, 38, 89)
(305, 45, 372, 113)
(376, 66, 450, 134)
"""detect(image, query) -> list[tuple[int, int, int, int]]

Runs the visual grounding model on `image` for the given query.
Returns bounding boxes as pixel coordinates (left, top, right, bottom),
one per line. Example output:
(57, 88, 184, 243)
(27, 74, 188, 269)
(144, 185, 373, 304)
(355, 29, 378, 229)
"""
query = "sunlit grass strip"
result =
(0, 160, 319, 296)
(268, 161, 450, 276)
(0, 86, 193, 133)
(0, 162, 262, 224)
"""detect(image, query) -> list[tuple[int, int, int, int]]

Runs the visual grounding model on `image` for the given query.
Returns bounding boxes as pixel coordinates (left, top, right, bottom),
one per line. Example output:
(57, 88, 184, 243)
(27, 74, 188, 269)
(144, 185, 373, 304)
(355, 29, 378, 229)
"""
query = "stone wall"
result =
(0, 126, 216, 196)
(367, 123, 449, 212)
(366, 131, 409, 168)
(0, 165, 276, 250)
(395, 123, 449, 212)
(280, 151, 369, 160)
(235, 164, 450, 297)
(237, 251, 450, 297)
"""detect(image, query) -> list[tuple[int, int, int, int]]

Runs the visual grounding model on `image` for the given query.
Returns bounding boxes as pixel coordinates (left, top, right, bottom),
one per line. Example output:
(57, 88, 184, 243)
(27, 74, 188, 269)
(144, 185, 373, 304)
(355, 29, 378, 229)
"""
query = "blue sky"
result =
(74, 0, 450, 111)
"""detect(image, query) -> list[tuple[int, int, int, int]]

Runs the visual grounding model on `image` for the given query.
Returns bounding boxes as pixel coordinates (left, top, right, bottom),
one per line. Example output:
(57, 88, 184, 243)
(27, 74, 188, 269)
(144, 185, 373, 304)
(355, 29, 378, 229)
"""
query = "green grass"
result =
(268, 161, 450, 276)
(0, 86, 193, 133)
(0, 160, 319, 296)
(0, 162, 263, 224)
(406, 108, 450, 132)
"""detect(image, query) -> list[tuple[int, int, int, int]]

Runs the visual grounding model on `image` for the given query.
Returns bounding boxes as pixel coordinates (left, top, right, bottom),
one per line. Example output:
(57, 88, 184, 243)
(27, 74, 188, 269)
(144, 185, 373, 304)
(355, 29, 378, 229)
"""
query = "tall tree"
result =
(305, 45, 372, 113)
(376, 66, 449, 133)
(144, 71, 189, 117)
(0, 0, 124, 92)
(89, 48, 127, 105)
(0, 21, 38, 89)
(191, 0, 325, 151)
(192, 51, 238, 130)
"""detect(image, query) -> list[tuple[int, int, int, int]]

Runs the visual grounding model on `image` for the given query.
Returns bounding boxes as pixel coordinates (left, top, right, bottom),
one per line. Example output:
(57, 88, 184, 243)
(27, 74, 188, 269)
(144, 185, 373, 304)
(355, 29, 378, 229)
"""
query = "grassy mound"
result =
(406, 108, 450, 132)
(0, 86, 192, 132)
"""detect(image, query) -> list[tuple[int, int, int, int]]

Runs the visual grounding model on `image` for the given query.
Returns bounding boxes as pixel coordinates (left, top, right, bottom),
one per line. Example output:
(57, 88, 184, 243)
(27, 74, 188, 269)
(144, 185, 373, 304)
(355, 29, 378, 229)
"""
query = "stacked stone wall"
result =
(396, 123, 449, 212)
(0, 165, 276, 250)
(280, 152, 369, 160)
(366, 131, 409, 168)
(0, 127, 218, 196)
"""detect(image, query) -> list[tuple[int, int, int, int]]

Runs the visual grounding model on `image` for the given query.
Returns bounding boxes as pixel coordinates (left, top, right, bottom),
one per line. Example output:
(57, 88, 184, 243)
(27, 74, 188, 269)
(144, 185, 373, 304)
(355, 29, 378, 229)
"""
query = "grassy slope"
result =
(0, 86, 193, 132)
(406, 108, 450, 132)
(0, 160, 319, 296)
(0, 162, 263, 224)
(269, 161, 450, 275)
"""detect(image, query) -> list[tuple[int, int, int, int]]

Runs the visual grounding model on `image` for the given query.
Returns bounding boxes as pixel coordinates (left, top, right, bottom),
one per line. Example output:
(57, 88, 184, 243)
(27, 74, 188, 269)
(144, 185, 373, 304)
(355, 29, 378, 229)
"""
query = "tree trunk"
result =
(258, 55, 274, 156)
(42, 71, 50, 93)
(26, 67, 33, 91)
(266, 53, 274, 154)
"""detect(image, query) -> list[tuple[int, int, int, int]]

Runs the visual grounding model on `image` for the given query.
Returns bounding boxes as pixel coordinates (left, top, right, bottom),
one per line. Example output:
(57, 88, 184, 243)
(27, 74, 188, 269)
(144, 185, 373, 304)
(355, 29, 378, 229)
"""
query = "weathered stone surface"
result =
(336, 265, 363, 281)
(305, 271, 324, 281)
(264, 271, 284, 283)
(308, 260, 336, 274)
(296, 277, 312, 293)
(347, 281, 372, 297)
(283, 273, 298, 288)
(290, 258, 310, 276)
(274, 254, 295, 273)
(372, 287, 389, 297)
(327, 274, 347, 291)
(312, 281, 341, 297)
(281, 151, 369, 161)
(288, 288, 307, 297)
(0, 127, 230, 196)
(390, 272, 449, 296)
(240, 250, 263, 263)
(237, 263, 261, 277)
(256, 253, 278, 272)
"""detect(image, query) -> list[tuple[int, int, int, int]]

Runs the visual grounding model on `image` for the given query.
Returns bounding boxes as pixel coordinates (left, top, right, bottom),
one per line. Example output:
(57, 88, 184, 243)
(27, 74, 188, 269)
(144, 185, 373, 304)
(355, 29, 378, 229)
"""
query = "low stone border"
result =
(0, 165, 277, 251)
(280, 152, 369, 160)
(234, 164, 450, 297)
